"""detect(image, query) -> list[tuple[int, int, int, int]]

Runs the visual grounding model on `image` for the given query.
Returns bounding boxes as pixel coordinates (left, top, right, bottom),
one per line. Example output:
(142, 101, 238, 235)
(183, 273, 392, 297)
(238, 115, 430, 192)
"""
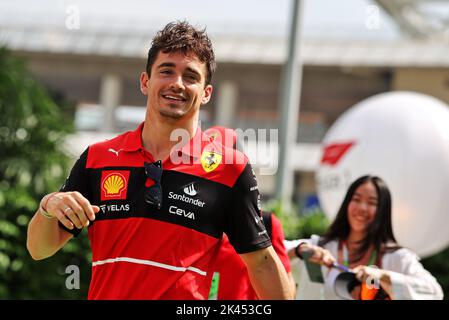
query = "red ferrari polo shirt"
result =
(59, 122, 271, 299)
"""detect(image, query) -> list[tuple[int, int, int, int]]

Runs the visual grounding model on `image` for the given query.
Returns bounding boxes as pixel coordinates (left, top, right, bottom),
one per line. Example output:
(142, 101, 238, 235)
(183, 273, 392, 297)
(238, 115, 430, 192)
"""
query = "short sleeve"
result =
(223, 163, 271, 254)
(57, 148, 91, 237)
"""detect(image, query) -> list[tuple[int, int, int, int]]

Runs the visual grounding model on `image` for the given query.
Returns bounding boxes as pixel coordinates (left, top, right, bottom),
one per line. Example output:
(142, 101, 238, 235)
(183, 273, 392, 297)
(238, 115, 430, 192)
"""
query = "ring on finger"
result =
(64, 207, 73, 213)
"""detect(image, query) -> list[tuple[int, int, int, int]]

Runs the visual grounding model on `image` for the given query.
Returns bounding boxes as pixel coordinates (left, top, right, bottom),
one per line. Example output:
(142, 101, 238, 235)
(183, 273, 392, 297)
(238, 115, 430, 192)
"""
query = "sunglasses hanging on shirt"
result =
(144, 160, 163, 209)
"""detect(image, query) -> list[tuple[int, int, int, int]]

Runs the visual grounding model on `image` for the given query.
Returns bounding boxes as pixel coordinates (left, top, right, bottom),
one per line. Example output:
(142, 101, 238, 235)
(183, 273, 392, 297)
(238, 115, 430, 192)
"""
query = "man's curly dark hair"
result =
(146, 21, 216, 86)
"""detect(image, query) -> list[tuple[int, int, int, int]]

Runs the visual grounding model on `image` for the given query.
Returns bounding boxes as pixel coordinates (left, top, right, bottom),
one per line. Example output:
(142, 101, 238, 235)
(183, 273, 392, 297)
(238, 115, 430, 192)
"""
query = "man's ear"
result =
(201, 84, 213, 105)
(140, 72, 149, 95)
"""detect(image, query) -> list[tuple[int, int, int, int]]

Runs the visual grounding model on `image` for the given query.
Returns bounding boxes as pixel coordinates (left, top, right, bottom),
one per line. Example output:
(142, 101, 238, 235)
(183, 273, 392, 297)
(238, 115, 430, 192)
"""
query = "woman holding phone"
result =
(285, 175, 443, 300)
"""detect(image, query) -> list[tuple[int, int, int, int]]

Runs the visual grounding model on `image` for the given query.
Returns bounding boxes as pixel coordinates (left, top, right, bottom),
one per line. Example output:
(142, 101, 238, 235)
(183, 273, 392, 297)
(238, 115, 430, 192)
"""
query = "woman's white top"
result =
(284, 236, 444, 300)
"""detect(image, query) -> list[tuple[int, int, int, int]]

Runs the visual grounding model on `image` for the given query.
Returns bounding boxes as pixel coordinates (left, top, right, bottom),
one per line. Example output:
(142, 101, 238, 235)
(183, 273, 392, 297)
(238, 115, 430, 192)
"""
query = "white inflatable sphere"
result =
(316, 91, 449, 258)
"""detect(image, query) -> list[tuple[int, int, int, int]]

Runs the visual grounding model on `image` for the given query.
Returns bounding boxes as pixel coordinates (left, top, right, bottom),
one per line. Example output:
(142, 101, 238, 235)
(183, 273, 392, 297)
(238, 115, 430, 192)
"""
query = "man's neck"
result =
(141, 112, 198, 161)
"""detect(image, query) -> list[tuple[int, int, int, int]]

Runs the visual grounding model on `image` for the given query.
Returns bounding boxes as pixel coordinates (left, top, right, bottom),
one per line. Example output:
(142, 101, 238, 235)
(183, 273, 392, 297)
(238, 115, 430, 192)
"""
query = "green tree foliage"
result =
(264, 200, 329, 240)
(0, 48, 90, 299)
(421, 247, 449, 299)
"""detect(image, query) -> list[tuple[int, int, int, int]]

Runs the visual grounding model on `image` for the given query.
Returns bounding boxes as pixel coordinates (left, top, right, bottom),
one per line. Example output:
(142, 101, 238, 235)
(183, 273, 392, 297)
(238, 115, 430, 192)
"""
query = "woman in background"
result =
(285, 175, 443, 300)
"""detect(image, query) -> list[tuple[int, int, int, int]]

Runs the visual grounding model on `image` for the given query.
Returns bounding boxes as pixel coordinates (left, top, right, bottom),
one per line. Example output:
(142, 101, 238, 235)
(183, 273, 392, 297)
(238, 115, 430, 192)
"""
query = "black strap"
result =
(262, 211, 273, 240)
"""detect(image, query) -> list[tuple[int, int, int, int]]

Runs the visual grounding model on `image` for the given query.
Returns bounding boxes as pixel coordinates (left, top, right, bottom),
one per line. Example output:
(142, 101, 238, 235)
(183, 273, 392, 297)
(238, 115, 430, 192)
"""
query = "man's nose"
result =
(169, 75, 185, 91)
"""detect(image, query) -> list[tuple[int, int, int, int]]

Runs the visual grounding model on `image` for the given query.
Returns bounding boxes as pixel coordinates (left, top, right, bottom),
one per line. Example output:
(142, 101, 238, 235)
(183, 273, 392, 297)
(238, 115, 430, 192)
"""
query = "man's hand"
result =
(28, 191, 100, 260)
(43, 191, 99, 229)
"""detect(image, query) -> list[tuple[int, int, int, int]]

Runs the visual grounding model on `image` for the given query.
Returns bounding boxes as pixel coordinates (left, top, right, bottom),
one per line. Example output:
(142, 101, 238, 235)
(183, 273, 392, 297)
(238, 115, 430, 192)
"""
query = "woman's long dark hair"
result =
(319, 175, 399, 263)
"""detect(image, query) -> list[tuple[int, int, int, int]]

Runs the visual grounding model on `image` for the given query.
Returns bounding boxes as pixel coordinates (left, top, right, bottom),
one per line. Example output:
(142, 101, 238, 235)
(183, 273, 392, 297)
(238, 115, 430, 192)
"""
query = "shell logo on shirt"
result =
(201, 150, 222, 173)
(101, 170, 130, 201)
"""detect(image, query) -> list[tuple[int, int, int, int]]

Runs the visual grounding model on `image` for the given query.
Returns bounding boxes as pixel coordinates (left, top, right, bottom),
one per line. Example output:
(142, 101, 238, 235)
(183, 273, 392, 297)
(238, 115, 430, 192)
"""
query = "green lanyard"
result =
(342, 242, 377, 267)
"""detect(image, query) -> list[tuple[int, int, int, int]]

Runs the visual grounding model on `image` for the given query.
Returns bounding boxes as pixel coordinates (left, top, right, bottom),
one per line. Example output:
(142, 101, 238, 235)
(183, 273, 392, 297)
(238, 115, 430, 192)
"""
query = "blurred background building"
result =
(1, 0, 449, 212)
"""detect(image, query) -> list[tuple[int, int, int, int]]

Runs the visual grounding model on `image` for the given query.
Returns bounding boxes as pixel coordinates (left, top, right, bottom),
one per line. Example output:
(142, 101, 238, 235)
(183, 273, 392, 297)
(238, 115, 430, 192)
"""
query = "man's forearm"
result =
(27, 211, 71, 260)
(242, 246, 294, 300)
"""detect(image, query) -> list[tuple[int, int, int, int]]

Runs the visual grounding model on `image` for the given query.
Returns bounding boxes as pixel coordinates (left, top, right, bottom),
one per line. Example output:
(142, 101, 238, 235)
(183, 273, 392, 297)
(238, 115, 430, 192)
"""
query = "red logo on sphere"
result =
(321, 142, 355, 166)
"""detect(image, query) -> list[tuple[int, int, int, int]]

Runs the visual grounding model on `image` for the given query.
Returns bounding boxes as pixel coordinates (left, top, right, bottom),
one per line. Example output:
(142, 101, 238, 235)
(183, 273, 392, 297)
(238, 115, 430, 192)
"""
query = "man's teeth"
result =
(165, 95, 184, 101)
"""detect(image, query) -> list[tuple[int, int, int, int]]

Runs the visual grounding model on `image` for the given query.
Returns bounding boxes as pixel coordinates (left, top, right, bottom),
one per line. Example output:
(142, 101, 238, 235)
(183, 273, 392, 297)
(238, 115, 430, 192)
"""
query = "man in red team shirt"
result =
(205, 126, 296, 299)
(27, 21, 294, 300)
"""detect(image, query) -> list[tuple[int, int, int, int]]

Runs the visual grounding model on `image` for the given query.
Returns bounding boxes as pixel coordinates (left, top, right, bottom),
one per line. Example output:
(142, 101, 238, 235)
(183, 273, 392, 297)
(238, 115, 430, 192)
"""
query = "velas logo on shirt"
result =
(201, 150, 222, 173)
(100, 170, 130, 201)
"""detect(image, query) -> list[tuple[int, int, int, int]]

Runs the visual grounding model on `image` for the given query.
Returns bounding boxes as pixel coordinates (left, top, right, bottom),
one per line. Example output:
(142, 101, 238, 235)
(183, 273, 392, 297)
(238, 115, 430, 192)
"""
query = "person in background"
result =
(205, 126, 296, 299)
(285, 175, 443, 300)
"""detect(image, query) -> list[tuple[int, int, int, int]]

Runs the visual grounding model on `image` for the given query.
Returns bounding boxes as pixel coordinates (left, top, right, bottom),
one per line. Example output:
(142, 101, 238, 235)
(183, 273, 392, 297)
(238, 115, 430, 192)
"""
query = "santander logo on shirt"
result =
(183, 183, 197, 196)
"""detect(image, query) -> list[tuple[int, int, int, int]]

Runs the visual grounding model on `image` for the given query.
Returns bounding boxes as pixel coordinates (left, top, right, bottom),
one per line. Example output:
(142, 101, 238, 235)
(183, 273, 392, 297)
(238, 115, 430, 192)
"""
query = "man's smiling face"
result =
(141, 51, 213, 121)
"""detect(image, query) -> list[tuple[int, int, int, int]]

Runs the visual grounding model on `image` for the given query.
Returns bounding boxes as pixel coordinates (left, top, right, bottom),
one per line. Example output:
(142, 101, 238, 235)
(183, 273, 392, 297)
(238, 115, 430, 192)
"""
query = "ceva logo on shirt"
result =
(100, 170, 130, 201)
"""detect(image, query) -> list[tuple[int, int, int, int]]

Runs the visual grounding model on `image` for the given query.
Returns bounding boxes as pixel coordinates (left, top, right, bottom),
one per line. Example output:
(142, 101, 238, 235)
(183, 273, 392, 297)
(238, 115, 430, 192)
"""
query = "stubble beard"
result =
(158, 105, 187, 119)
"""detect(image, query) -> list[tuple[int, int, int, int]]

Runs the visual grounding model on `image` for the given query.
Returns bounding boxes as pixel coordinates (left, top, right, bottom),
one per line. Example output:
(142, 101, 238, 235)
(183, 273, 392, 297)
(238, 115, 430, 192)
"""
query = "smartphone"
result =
(302, 251, 324, 283)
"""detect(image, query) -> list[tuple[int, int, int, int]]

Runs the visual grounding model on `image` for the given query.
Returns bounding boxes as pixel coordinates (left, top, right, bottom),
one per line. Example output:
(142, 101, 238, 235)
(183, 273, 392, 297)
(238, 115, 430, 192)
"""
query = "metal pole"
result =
(100, 73, 122, 132)
(275, 0, 304, 212)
